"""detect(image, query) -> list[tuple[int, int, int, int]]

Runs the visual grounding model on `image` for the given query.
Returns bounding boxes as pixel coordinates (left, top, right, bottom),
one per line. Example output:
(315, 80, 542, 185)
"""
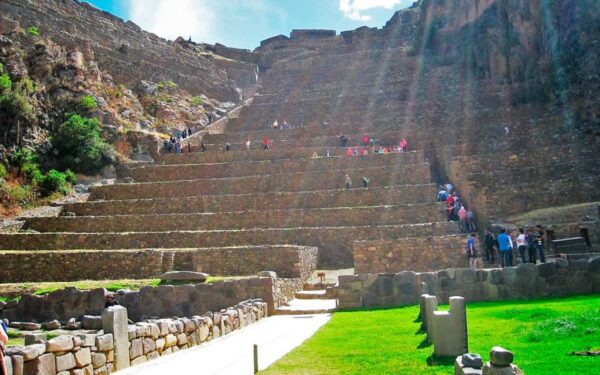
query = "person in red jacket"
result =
(362, 134, 370, 146)
(263, 135, 271, 150)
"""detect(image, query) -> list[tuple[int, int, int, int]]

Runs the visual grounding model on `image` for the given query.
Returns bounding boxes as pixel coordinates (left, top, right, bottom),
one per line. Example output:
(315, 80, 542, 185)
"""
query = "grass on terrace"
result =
(0, 277, 233, 301)
(261, 295, 600, 375)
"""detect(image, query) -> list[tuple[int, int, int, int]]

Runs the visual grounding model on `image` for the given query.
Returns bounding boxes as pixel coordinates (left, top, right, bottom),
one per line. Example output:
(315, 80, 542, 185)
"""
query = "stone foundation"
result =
(334, 257, 600, 309)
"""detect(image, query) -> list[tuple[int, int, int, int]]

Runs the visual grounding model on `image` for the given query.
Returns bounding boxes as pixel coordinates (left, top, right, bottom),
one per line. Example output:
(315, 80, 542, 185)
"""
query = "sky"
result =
(83, 0, 415, 50)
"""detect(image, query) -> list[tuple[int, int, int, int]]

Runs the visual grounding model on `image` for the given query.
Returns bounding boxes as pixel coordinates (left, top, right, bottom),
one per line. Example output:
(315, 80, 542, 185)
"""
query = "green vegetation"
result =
(0, 276, 237, 300)
(53, 114, 114, 174)
(79, 95, 98, 111)
(190, 96, 204, 106)
(26, 26, 40, 37)
(0, 73, 11, 91)
(262, 296, 600, 375)
(156, 80, 178, 91)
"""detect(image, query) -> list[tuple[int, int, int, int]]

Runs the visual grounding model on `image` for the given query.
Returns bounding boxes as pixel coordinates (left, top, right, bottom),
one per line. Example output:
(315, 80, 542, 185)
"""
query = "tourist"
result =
(282, 120, 289, 129)
(340, 134, 348, 147)
(466, 233, 478, 269)
(272, 120, 279, 129)
(187, 127, 192, 137)
(399, 138, 408, 152)
(447, 192, 455, 208)
(163, 139, 170, 153)
(467, 209, 477, 232)
(362, 133, 370, 146)
(245, 138, 251, 151)
(458, 206, 468, 232)
(225, 141, 231, 151)
(526, 229, 538, 264)
(326, 149, 331, 157)
(497, 229, 513, 268)
(346, 147, 353, 157)
(438, 186, 448, 202)
(484, 228, 496, 263)
(535, 225, 546, 263)
(445, 181, 454, 194)
(263, 136, 271, 150)
(312, 151, 318, 158)
(0, 320, 8, 371)
(345, 174, 352, 189)
(200, 141, 206, 152)
(187, 143, 191, 153)
(362, 176, 370, 188)
(447, 201, 454, 222)
(175, 139, 182, 154)
(169, 137, 176, 152)
(516, 228, 527, 263)
(105, 294, 119, 308)
(453, 201, 461, 224)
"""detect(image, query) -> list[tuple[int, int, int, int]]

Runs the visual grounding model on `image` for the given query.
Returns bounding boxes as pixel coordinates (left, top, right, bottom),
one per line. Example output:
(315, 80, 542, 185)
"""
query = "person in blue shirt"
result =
(466, 233, 478, 269)
(438, 186, 448, 202)
(496, 229, 513, 268)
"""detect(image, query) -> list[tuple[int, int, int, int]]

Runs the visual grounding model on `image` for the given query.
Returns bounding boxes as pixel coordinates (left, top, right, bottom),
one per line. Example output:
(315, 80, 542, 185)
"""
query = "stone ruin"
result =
(420, 295, 468, 357)
(455, 347, 523, 375)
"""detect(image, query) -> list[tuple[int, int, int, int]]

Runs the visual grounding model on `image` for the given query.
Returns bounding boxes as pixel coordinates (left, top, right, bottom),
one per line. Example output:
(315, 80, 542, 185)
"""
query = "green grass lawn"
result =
(261, 295, 600, 375)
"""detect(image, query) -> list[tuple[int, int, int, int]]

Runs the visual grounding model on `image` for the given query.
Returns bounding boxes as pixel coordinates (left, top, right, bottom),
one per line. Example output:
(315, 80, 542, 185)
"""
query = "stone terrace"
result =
(0, 130, 460, 273)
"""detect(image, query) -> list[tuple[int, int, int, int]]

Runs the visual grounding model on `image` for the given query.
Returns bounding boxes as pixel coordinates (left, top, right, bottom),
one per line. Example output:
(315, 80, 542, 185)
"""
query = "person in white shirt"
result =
(516, 228, 527, 263)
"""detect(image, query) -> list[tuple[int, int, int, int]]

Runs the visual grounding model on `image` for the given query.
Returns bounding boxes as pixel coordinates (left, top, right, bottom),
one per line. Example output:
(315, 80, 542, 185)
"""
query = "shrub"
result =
(64, 169, 77, 184)
(53, 114, 114, 174)
(17, 78, 37, 95)
(39, 169, 71, 196)
(26, 26, 40, 36)
(9, 148, 39, 173)
(165, 80, 177, 88)
(79, 95, 98, 111)
(0, 163, 6, 179)
(0, 74, 11, 91)
(190, 96, 203, 106)
(0, 62, 4, 73)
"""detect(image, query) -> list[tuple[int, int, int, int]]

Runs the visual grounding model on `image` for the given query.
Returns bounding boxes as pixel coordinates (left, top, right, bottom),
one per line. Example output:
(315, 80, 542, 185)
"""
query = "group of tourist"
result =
(484, 226, 546, 267)
(438, 182, 476, 233)
(344, 174, 370, 189)
(271, 119, 301, 130)
(163, 127, 194, 154)
(340, 134, 410, 157)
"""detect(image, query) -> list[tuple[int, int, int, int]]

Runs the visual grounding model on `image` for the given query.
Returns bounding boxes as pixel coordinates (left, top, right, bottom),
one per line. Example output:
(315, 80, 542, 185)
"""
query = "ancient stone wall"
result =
(0, 0, 256, 101)
(1, 299, 268, 375)
(192, 246, 318, 280)
(0, 250, 163, 283)
(1, 277, 299, 322)
(353, 235, 471, 274)
(0, 246, 316, 283)
(333, 257, 600, 309)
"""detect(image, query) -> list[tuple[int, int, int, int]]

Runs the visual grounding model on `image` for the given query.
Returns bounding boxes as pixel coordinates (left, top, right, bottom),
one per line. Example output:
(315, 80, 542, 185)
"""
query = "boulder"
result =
(462, 353, 484, 369)
(24, 333, 48, 346)
(42, 320, 61, 330)
(19, 322, 42, 331)
(46, 335, 74, 352)
(490, 346, 513, 366)
(160, 271, 208, 282)
(82, 315, 103, 330)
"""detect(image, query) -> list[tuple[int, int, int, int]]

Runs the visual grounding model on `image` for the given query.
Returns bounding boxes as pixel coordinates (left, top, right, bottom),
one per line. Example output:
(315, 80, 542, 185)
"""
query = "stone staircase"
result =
(0, 37, 465, 286)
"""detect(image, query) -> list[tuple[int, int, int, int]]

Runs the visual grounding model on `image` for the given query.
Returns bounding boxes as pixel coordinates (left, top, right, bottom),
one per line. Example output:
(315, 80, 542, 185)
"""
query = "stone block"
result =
(142, 338, 156, 354)
(92, 365, 107, 375)
(455, 356, 483, 375)
(130, 356, 147, 366)
(164, 334, 177, 348)
(94, 334, 113, 351)
(433, 297, 468, 357)
(155, 338, 166, 351)
(47, 336, 74, 353)
(91, 352, 106, 369)
(146, 351, 160, 361)
(77, 334, 97, 348)
(80, 364, 94, 375)
(536, 262, 556, 278)
(19, 322, 42, 331)
(4, 356, 12, 375)
(156, 320, 169, 336)
(588, 256, 600, 274)
(19, 345, 43, 361)
(74, 348, 91, 368)
(24, 334, 48, 346)
(482, 363, 517, 375)
(105, 350, 114, 363)
(23, 353, 56, 375)
(422, 294, 438, 343)
(148, 323, 160, 339)
(490, 347, 513, 366)
(127, 327, 136, 341)
(56, 353, 76, 372)
(102, 305, 129, 371)
(82, 316, 103, 330)
(570, 259, 589, 272)
(160, 271, 208, 282)
(462, 353, 483, 368)
(12, 355, 24, 375)
(176, 333, 188, 345)
(129, 339, 143, 359)
(554, 258, 569, 269)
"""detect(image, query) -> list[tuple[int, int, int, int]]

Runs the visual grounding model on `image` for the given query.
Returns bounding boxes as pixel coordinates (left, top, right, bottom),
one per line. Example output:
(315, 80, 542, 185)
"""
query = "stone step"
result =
(119, 155, 426, 182)
(0, 222, 460, 267)
(89, 165, 432, 201)
(155, 148, 422, 166)
(294, 290, 328, 300)
(25, 204, 448, 233)
(62, 184, 438, 216)
(274, 299, 337, 315)
(200, 132, 417, 151)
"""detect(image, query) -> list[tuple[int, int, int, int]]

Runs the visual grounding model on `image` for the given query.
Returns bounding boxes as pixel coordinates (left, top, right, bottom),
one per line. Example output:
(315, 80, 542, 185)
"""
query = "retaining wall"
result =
(1, 277, 299, 322)
(333, 257, 600, 309)
(0, 246, 316, 283)
(353, 236, 470, 274)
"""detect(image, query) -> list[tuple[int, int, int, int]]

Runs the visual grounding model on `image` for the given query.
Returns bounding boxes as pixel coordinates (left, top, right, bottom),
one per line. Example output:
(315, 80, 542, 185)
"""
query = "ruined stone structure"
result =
(0, 0, 598, 281)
